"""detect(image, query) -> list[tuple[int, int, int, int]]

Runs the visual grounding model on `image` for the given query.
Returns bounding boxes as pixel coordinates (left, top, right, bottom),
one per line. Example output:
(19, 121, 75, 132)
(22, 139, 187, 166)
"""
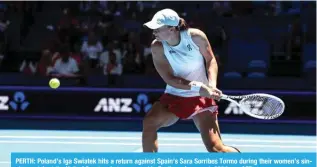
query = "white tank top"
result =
(161, 29, 209, 97)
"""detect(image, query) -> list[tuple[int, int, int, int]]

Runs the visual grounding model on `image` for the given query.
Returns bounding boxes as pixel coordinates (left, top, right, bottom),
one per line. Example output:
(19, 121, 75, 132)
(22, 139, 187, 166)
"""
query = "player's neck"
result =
(166, 31, 181, 47)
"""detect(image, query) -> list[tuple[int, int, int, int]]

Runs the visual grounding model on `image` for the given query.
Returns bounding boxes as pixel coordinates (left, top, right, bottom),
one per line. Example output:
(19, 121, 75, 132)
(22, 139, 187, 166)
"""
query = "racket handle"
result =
(220, 94, 240, 106)
(220, 94, 229, 100)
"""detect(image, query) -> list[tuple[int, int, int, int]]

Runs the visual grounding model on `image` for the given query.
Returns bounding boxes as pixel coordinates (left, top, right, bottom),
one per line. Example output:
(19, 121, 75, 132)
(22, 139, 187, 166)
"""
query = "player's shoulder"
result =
(150, 39, 164, 53)
(188, 28, 208, 44)
(189, 28, 207, 38)
(151, 39, 163, 47)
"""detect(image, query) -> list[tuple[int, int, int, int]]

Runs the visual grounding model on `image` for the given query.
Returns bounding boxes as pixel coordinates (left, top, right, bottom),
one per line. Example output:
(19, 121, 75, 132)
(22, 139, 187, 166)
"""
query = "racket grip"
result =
(220, 94, 229, 100)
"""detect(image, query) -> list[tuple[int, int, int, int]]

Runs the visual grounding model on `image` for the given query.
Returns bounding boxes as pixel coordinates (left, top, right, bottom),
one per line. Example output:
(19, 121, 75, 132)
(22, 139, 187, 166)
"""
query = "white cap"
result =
(144, 8, 180, 29)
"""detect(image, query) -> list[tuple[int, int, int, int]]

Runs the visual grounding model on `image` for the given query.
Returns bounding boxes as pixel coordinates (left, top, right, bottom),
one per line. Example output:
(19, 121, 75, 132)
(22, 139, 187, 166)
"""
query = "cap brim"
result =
(143, 21, 164, 30)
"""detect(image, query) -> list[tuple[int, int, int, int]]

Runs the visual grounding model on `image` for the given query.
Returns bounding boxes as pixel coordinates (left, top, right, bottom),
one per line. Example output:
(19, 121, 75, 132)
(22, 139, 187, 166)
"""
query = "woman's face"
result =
(152, 26, 173, 41)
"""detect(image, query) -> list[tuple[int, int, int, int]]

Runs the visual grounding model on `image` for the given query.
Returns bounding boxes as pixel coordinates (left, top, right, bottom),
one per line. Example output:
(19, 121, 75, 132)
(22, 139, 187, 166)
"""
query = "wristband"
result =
(189, 81, 203, 92)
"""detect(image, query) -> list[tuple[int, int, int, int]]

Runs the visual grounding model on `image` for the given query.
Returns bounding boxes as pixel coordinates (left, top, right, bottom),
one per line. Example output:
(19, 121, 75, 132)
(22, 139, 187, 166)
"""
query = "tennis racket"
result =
(220, 93, 285, 120)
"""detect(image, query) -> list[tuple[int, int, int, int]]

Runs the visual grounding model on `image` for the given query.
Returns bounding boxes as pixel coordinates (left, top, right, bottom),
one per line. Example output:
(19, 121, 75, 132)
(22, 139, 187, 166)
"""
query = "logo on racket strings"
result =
(225, 100, 264, 115)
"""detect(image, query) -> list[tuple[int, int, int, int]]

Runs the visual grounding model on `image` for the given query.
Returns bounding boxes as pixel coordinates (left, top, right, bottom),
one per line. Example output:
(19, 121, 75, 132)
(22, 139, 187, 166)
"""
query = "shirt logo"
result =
(187, 44, 192, 51)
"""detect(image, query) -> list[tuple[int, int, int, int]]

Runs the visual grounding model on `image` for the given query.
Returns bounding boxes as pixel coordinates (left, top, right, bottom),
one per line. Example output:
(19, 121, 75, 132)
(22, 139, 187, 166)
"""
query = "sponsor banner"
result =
(0, 88, 315, 120)
(0, 90, 157, 117)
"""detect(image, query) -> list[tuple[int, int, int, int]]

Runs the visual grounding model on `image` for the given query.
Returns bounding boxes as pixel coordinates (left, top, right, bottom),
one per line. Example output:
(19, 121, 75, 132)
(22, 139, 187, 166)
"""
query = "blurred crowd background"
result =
(0, 1, 315, 89)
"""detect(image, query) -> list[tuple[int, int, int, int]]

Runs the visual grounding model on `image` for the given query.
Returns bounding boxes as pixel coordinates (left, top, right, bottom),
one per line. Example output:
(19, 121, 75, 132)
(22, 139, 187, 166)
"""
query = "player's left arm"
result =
(190, 28, 218, 88)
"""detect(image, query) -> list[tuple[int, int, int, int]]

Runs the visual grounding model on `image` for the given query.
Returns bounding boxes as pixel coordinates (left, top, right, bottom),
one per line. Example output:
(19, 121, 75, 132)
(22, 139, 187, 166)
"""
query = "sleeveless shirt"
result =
(161, 29, 209, 97)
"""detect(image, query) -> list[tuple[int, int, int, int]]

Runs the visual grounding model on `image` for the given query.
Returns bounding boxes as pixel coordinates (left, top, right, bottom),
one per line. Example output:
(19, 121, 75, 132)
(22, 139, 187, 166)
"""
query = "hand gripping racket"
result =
(220, 93, 285, 119)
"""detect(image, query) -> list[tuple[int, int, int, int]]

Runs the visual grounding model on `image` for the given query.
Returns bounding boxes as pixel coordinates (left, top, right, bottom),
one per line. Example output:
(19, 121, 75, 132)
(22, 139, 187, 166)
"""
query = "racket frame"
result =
(220, 93, 285, 120)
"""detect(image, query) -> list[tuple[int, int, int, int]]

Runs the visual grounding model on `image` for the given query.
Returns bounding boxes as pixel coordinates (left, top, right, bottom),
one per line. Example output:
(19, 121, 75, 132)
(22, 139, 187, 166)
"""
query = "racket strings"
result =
(240, 95, 284, 117)
(262, 97, 282, 117)
(263, 98, 283, 117)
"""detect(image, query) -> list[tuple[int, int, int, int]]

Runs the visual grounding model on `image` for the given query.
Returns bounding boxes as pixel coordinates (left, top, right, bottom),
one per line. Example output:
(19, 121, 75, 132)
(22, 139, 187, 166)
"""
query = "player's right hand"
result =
(199, 84, 221, 101)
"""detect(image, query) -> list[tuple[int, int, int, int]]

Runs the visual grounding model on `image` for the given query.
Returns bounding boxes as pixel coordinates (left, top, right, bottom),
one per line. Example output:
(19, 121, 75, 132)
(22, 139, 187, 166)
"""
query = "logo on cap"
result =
(156, 19, 163, 25)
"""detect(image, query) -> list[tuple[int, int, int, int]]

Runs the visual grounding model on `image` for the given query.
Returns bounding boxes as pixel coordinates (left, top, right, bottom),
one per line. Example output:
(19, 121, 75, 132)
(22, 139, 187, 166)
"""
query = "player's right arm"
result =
(151, 40, 192, 90)
(151, 40, 215, 100)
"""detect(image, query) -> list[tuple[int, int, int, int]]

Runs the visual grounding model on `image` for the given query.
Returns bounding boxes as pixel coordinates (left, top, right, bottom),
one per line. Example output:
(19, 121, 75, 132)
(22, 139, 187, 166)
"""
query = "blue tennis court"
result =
(0, 130, 315, 167)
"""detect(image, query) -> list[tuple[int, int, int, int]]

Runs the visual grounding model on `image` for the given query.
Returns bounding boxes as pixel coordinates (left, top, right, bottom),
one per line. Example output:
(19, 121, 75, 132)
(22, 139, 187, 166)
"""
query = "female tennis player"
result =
(142, 8, 240, 152)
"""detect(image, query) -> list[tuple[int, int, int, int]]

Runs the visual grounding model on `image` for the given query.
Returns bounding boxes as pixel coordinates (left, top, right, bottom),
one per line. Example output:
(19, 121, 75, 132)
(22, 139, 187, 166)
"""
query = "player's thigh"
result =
(192, 111, 223, 148)
(143, 101, 179, 129)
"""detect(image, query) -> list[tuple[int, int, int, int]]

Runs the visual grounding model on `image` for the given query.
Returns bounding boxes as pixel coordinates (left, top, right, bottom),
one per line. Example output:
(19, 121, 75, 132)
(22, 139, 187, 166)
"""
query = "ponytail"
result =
(176, 18, 189, 31)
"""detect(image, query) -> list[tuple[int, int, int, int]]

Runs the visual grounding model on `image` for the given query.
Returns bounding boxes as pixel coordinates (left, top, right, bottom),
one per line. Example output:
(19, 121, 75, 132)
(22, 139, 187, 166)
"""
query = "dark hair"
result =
(176, 18, 189, 31)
